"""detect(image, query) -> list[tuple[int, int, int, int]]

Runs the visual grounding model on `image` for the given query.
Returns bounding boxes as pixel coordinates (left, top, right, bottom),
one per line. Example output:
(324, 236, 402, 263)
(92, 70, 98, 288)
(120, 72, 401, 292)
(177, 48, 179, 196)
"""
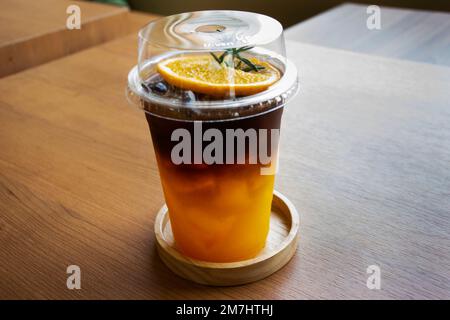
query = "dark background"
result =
(127, 0, 450, 27)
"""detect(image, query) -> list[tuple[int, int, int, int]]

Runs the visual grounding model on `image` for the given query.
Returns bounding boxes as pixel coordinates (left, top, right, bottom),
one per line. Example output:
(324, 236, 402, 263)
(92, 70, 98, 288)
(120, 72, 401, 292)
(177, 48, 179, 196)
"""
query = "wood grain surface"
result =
(0, 0, 158, 77)
(0, 34, 449, 299)
(285, 3, 450, 67)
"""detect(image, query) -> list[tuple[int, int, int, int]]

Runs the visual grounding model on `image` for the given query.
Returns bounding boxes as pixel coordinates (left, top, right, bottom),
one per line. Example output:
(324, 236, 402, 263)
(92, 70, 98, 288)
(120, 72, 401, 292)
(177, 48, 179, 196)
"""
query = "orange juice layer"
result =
(159, 162, 275, 262)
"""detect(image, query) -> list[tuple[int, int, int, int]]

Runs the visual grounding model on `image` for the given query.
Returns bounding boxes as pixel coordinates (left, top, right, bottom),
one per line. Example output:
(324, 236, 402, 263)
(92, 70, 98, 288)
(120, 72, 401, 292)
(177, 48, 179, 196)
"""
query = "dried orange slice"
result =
(157, 54, 280, 97)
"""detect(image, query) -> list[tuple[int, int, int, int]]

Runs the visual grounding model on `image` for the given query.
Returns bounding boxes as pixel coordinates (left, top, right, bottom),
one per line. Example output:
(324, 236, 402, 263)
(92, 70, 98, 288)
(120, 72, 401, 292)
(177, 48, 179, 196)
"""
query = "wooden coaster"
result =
(154, 190, 300, 286)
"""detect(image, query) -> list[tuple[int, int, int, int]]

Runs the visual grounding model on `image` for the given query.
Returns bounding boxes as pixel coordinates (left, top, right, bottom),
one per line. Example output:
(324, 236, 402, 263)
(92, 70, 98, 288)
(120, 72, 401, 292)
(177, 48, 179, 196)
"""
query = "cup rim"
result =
(127, 53, 298, 114)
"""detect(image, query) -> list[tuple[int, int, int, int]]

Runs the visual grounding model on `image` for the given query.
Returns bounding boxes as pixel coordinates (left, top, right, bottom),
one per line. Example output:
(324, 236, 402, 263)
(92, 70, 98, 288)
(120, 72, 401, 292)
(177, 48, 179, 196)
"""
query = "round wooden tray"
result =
(154, 190, 300, 286)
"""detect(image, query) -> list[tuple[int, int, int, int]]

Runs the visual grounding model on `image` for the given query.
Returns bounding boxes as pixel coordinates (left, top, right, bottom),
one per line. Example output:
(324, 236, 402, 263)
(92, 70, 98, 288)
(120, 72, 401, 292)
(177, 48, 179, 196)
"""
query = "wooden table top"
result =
(285, 3, 450, 67)
(0, 33, 449, 299)
(0, 0, 158, 77)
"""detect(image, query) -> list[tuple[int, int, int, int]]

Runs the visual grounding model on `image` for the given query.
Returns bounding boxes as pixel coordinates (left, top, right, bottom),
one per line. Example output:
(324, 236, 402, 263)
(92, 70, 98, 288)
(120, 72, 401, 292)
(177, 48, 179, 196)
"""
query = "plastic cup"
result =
(127, 11, 298, 262)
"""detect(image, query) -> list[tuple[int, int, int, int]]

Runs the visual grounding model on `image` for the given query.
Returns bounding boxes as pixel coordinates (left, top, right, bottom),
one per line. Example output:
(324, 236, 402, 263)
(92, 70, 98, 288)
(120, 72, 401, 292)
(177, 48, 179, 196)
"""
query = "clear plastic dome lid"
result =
(127, 10, 298, 120)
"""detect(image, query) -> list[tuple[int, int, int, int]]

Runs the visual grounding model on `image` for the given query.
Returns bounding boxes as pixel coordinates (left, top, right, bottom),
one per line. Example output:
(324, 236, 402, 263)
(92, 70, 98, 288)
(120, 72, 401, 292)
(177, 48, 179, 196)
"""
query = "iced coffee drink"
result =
(127, 11, 298, 262)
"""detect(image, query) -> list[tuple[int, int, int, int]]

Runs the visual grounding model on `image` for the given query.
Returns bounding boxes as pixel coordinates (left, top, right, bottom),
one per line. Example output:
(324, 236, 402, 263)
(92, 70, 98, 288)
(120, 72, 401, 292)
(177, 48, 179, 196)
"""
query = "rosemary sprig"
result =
(210, 46, 265, 73)
(235, 56, 259, 72)
(210, 52, 222, 64)
(242, 65, 265, 72)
